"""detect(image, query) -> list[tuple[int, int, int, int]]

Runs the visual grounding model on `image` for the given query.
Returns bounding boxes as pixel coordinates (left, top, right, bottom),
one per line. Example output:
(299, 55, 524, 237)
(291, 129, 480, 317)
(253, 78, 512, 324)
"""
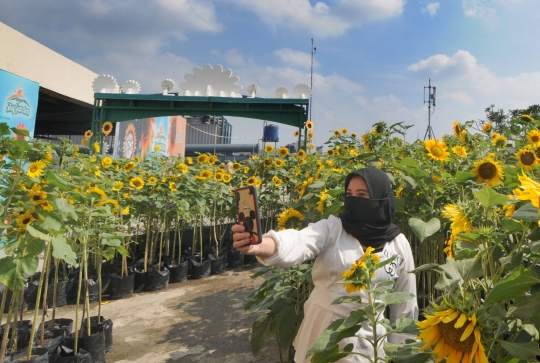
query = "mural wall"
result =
(113, 116, 186, 159)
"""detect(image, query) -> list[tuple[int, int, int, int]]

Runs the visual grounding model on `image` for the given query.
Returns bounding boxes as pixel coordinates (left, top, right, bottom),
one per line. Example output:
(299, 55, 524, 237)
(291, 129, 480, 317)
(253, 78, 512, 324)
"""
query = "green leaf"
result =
(408, 218, 440, 242)
(0, 256, 32, 292)
(51, 235, 77, 265)
(12, 139, 30, 151)
(19, 254, 38, 276)
(311, 344, 354, 363)
(400, 157, 419, 168)
(249, 313, 279, 356)
(25, 239, 45, 257)
(322, 201, 343, 219)
(398, 173, 417, 189)
(455, 171, 477, 183)
(456, 233, 481, 242)
(485, 267, 540, 304)
(500, 340, 540, 361)
(500, 252, 523, 272)
(0, 123, 10, 136)
(55, 198, 78, 220)
(512, 203, 540, 222)
(410, 263, 439, 273)
(101, 238, 121, 247)
(117, 245, 130, 257)
(507, 293, 540, 319)
(473, 186, 508, 207)
(307, 310, 365, 356)
(45, 170, 74, 191)
(394, 318, 419, 335)
(26, 224, 52, 242)
(502, 219, 523, 233)
(276, 305, 301, 350)
(530, 241, 540, 254)
(380, 292, 414, 306)
(11, 127, 29, 136)
(41, 214, 63, 233)
(0, 204, 4, 217)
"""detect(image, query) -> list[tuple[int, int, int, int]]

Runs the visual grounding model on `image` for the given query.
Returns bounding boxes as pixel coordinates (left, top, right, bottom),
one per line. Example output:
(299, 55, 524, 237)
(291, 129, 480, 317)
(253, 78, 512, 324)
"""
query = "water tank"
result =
(286, 143, 296, 153)
(262, 124, 279, 142)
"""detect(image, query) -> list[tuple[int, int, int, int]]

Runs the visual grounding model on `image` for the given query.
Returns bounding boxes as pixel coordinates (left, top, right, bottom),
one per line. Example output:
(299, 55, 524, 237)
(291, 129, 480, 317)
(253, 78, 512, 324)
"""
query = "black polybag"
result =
(190, 258, 211, 279)
(4, 347, 49, 363)
(47, 280, 68, 307)
(167, 260, 188, 283)
(209, 250, 228, 275)
(144, 266, 170, 291)
(109, 273, 134, 300)
(55, 346, 92, 363)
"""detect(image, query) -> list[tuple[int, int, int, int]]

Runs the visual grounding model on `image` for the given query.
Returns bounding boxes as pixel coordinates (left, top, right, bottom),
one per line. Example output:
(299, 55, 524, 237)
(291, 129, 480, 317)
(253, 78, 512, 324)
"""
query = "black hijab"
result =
(339, 168, 401, 248)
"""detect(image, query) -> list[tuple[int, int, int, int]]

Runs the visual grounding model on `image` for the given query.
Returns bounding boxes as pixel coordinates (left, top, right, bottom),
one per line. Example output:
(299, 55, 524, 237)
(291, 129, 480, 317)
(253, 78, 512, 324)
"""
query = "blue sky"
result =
(2, 0, 540, 147)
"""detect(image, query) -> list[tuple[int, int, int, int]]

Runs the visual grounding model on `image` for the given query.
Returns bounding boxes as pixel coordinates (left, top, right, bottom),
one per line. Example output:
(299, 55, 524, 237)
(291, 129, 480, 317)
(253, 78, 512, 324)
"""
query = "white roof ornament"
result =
(293, 83, 312, 99)
(247, 84, 260, 98)
(161, 79, 175, 96)
(92, 74, 119, 93)
(275, 86, 290, 99)
(178, 64, 243, 97)
(122, 80, 141, 95)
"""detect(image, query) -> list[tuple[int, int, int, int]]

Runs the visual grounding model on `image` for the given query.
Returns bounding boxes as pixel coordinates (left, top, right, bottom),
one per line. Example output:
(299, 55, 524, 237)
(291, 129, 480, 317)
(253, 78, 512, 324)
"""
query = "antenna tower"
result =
(310, 38, 316, 121)
(423, 78, 436, 140)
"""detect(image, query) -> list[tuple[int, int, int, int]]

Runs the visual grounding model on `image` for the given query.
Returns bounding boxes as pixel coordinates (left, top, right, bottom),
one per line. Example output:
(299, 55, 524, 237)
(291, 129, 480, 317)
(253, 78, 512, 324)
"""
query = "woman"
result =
(232, 168, 418, 363)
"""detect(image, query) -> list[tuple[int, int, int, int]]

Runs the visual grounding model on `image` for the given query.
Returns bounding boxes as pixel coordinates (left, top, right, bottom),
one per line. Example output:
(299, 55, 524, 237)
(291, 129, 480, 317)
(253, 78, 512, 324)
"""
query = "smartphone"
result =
(234, 186, 262, 245)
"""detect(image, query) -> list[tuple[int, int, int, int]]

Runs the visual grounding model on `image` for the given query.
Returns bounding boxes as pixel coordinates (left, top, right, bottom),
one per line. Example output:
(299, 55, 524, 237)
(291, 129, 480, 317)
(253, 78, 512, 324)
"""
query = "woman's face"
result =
(346, 176, 370, 198)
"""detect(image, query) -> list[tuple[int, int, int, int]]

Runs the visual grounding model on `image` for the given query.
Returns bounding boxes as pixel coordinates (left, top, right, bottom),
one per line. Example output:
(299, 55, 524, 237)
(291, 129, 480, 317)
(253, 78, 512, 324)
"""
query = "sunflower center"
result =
(532, 136, 540, 143)
(438, 321, 476, 353)
(22, 217, 32, 224)
(32, 195, 43, 201)
(520, 152, 536, 166)
(134, 181, 141, 187)
(478, 162, 496, 179)
(432, 147, 443, 156)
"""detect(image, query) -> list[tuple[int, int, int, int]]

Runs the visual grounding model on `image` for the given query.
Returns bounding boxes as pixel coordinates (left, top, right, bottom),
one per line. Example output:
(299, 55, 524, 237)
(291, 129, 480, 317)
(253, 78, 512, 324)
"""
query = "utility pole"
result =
(423, 78, 436, 140)
(309, 38, 316, 121)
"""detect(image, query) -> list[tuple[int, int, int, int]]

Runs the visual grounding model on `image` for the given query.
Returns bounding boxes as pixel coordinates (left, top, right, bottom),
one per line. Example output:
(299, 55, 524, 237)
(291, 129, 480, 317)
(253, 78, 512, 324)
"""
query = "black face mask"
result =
(339, 169, 401, 248)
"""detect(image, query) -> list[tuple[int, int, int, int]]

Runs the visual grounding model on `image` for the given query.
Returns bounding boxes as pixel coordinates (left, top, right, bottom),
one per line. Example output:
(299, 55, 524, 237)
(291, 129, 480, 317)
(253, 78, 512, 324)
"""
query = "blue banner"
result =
(0, 69, 40, 138)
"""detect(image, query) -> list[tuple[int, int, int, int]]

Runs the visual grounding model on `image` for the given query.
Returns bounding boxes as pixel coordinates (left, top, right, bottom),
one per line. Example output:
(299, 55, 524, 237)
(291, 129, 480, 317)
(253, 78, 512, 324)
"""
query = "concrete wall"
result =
(0, 22, 97, 105)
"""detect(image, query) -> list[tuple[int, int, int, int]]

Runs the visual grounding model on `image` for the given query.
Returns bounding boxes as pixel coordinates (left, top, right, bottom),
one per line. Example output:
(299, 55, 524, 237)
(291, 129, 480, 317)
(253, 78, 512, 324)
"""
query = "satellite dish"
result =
(275, 86, 289, 99)
(92, 74, 118, 93)
(178, 64, 243, 97)
(247, 84, 260, 98)
(161, 79, 175, 95)
(122, 80, 141, 95)
(293, 83, 312, 99)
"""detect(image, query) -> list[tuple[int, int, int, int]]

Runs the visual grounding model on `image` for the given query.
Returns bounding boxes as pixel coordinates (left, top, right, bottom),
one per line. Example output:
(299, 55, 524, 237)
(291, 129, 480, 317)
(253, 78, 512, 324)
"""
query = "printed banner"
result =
(113, 116, 186, 160)
(0, 69, 40, 138)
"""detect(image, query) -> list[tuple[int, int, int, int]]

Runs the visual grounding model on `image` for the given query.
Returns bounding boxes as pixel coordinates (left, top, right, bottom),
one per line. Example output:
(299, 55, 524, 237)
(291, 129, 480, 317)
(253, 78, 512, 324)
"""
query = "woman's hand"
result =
(232, 224, 277, 257)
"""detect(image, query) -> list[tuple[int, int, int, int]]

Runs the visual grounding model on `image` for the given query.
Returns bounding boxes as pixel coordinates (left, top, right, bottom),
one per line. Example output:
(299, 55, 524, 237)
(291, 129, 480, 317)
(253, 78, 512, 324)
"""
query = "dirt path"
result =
(30, 265, 282, 362)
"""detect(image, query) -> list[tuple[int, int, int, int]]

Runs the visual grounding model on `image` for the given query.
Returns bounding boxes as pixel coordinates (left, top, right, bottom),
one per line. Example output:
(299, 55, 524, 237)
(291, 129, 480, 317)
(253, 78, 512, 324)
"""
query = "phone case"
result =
(234, 186, 262, 245)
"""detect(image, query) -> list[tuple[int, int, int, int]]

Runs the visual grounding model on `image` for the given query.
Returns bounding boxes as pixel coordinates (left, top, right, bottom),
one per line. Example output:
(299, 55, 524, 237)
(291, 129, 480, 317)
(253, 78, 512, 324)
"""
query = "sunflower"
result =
(101, 122, 113, 135)
(255, 178, 262, 187)
(459, 130, 468, 144)
(396, 186, 404, 198)
(272, 176, 282, 187)
(277, 147, 289, 157)
(297, 149, 306, 157)
(154, 145, 161, 151)
(327, 149, 334, 156)
(101, 156, 113, 168)
(246, 176, 257, 186)
(482, 121, 492, 133)
(317, 188, 328, 214)
(208, 155, 218, 165)
(264, 158, 274, 168)
(28, 189, 47, 204)
(516, 147, 539, 170)
(123, 161, 136, 172)
(27, 160, 46, 178)
(243, 166, 250, 174)
(491, 134, 507, 148)
(424, 139, 450, 161)
(223, 174, 231, 183)
(17, 211, 35, 230)
(471, 155, 504, 186)
(187, 157, 193, 165)
(275, 159, 285, 168)
(81, 138, 89, 147)
(227, 162, 239, 171)
(341, 128, 348, 134)
(87, 186, 107, 200)
(452, 145, 467, 158)
(527, 130, 540, 144)
(443, 233, 456, 258)
(490, 132, 500, 141)
(196, 169, 212, 180)
(333, 130, 341, 136)
(361, 133, 372, 152)
(417, 307, 487, 363)
(277, 208, 304, 231)
(442, 204, 472, 234)
(214, 172, 224, 181)
(305, 120, 314, 130)
(92, 142, 100, 153)
(197, 154, 209, 165)
(308, 143, 315, 150)
(514, 173, 540, 209)
(84, 130, 93, 138)
(308, 131, 314, 139)
(148, 176, 158, 184)
(341, 247, 380, 294)
(351, 132, 357, 138)
(129, 177, 145, 190)
(112, 181, 124, 191)
(294, 130, 300, 137)
(169, 182, 178, 192)
(522, 114, 534, 122)
(40, 200, 54, 212)
(265, 145, 274, 153)
(452, 121, 462, 136)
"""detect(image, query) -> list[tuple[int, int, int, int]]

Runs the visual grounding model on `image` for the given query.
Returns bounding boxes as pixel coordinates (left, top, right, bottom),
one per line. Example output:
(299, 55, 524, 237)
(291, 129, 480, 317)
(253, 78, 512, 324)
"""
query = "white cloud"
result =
(421, 2, 440, 17)
(228, 0, 404, 38)
(273, 48, 319, 69)
(462, 0, 499, 29)
(407, 50, 478, 77)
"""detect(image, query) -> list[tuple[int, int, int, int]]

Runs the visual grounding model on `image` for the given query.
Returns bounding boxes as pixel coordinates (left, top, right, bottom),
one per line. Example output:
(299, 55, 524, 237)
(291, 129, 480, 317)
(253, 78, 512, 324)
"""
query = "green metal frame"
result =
(91, 93, 309, 149)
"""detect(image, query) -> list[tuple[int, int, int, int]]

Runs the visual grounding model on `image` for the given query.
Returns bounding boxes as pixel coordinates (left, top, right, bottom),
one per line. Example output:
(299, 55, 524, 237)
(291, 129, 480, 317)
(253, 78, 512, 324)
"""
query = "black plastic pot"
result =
(190, 258, 211, 279)
(226, 247, 244, 268)
(144, 266, 170, 292)
(82, 316, 113, 353)
(167, 260, 188, 283)
(1, 320, 33, 349)
(109, 273, 134, 300)
(66, 327, 106, 363)
(133, 268, 147, 291)
(39, 318, 74, 337)
(47, 280, 68, 307)
(55, 346, 92, 363)
(4, 347, 49, 362)
(35, 328, 65, 357)
(209, 250, 228, 275)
